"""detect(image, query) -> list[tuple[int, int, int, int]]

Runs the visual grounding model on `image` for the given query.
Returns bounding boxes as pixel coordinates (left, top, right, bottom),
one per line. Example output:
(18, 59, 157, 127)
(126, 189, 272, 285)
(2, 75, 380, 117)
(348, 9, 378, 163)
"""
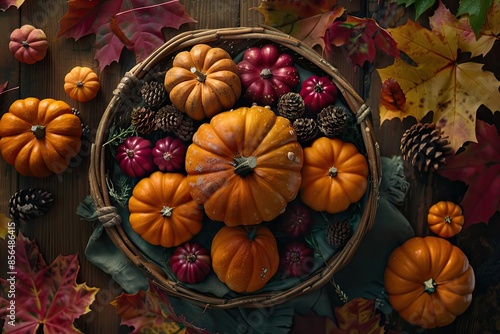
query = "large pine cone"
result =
(9, 188, 54, 221)
(317, 105, 348, 138)
(140, 80, 167, 109)
(131, 105, 156, 134)
(173, 114, 196, 142)
(154, 104, 183, 133)
(292, 118, 318, 144)
(400, 123, 452, 172)
(277, 92, 305, 120)
(326, 220, 352, 248)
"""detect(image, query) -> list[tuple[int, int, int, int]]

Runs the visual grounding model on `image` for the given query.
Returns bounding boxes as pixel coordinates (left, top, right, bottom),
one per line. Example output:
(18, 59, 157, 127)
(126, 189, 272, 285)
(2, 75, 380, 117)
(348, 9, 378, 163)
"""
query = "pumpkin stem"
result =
(290, 251, 300, 263)
(233, 156, 257, 177)
(31, 125, 45, 138)
(191, 67, 206, 82)
(125, 149, 135, 158)
(161, 206, 174, 217)
(186, 254, 197, 263)
(314, 83, 324, 93)
(76, 81, 84, 87)
(423, 278, 437, 294)
(328, 166, 338, 177)
(444, 216, 452, 224)
(22, 41, 30, 48)
(260, 68, 273, 79)
(248, 227, 258, 241)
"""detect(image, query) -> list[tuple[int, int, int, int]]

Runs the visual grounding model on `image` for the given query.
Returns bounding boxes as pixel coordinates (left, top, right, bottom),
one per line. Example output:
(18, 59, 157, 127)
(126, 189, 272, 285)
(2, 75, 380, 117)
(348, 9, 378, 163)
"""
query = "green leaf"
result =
(457, 0, 493, 36)
(397, 0, 436, 19)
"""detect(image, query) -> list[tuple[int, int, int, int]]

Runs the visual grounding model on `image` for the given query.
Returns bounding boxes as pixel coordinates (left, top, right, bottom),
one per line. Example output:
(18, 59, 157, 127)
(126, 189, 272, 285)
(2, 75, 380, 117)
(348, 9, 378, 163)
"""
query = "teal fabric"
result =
(80, 156, 415, 332)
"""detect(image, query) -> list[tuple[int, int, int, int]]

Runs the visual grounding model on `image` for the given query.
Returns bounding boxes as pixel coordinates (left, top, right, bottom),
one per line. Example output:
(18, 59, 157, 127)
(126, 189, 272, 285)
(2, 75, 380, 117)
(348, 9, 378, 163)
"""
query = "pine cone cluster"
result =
(277, 92, 305, 120)
(131, 106, 156, 134)
(140, 80, 167, 109)
(326, 220, 352, 248)
(154, 104, 183, 133)
(9, 188, 54, 221)
(400, 122, 452, 173)
(293, 118, 318, 143)
(317, 105, 348, 138)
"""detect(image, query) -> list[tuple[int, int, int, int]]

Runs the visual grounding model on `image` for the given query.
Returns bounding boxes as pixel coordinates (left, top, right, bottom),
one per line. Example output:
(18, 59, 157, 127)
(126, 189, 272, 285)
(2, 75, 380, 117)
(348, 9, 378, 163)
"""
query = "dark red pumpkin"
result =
(152, 136, 187, 172)
(237, 44, 300, 106)
(170, 241, 212, 284)
(299, 75, 338, 116)
(115, 136, 156, 178)
(281, 242, 314, 278)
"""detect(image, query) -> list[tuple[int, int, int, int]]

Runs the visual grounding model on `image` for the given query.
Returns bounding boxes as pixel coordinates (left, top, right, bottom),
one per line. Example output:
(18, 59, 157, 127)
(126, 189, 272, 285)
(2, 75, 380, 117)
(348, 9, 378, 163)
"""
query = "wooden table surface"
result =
(0, 0, 498, 333)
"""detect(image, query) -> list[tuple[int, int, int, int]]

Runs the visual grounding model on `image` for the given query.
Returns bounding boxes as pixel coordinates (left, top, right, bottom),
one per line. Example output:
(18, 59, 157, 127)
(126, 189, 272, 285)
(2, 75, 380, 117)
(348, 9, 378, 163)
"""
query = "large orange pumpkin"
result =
(164, 44, 241, 121)
(427, 201, 464, 238)
(185, 105, 304, 226)
(300, 137, 368, 213)
(128, 172, 203, 248)
(211, 225, 279, 293)
(0, 98, 82, 177)
(384, 236, 475, 329)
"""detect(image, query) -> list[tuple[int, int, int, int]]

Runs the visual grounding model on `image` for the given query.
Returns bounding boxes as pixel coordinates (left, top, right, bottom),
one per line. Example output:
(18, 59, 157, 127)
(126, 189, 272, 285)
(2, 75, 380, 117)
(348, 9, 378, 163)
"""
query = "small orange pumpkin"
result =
(64, 66, 100, 102)
(164, 44, 241, 121)
(9, 24, 48, 64)
(300, 137, 368, 213)
(211, 225, 279, 293)
(0, 98, 82, 177)
(128, 172, 203, 248)
(185, 105, 303, 226)
(427, 201, 464, 238)
(384, 236, 475, 329)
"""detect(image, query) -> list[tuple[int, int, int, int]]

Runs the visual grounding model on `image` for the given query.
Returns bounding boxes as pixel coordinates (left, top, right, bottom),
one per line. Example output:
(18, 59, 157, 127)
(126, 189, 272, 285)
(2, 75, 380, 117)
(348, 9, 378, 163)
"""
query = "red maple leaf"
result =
(329, 298, 385, 334)
(56, 0, 196, 71)
(438, 120, 500, 227)
(323, 15, 400, 68)
(0, 233, 99, 333)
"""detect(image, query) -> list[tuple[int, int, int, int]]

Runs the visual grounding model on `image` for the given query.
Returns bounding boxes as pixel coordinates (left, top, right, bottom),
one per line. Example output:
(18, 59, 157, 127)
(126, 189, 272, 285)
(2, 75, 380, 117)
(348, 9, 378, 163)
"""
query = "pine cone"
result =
(277, 92, 305, 120)
(293, 118, 318, 143)
(173, 115, 196, 142)
(140, 80, 167, 108)
(131, 106, 156, 134)
(9, 188, 54, 221)
(326, 220, 352, 248)
(400, 123, 452, 173)
(154, 104, 183, 133)
(317, 105, 348, 138)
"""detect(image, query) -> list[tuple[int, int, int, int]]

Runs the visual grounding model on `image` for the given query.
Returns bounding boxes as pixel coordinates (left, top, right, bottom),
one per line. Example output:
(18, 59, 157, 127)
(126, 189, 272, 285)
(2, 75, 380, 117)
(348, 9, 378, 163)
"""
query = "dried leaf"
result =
(56, 0, 196, 71)
(324, 16, 400, 67)
(330, 298, 385, 334)
(438, 120, 500, 227)
(111, 281, 209, 334)
(380, 77, 406, 111)
(0, 0, 24, 11)
(0, 233, 99, 333)
(0, 214, 10, 239)
(397, 0, 437, 19)
(376, 19, 500, 152)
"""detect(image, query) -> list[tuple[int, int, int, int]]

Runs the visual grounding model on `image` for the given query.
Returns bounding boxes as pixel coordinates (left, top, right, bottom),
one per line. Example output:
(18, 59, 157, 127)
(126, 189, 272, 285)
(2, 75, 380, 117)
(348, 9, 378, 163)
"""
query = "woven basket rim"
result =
(89, 26, 381, 309)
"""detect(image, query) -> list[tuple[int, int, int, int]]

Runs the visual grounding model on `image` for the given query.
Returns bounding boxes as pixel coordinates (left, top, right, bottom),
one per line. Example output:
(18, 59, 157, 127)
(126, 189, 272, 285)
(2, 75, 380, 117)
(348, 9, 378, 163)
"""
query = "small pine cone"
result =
(9, 188, 54, 221)
(293, 118, 318, 143)
(317, 105, 348, 138)
(400, 123, 452, 173)
(173, 115, 196, 142)
(154, 104, 183, 132)
(140, 80, 167, 108)
(326, 220, 352, 248)
(277, 92, 305, 120)
(131, 106, 156, 134)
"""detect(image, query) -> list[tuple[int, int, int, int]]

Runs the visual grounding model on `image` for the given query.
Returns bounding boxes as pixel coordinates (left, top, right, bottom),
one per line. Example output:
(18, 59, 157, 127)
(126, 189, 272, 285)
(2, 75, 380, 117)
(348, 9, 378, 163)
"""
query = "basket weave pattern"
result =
(89, 27, 381, 308)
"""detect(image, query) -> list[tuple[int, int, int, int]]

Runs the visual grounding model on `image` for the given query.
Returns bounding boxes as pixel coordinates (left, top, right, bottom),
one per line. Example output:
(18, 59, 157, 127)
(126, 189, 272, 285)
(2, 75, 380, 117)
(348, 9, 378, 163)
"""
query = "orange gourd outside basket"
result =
(64, 66, 100, 102)
(427, 201, 464, 238)
(9, 24, 48, 64)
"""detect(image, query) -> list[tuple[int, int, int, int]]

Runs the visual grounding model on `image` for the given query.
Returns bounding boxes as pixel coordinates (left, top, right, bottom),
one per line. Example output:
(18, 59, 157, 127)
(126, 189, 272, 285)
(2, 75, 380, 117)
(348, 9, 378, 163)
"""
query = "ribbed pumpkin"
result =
(300, 137, 368, 213)
(128, 172, 203, 248)
(9, 24, 48, 64)
(427, 201, 464, 238)
(64, 66, 100, 102)
(185, 105, 304, 226)
(164, 44, 241, 121)
(384, 236, 475, 329)
(211, 225, 279, 293)
(0, 98, 82, 177)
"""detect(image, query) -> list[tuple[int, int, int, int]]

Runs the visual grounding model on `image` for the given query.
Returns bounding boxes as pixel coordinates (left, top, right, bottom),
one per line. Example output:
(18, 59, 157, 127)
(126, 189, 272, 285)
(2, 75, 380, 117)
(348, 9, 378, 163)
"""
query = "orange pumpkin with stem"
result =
(427, 201, 464, 238)
(64, 66, 100, 102)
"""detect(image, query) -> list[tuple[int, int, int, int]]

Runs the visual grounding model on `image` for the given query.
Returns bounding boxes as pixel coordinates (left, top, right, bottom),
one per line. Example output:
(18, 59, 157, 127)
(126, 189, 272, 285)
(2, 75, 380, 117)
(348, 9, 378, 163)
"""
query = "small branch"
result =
(115, 0, 177, 17)
(0, 86, 20, 96)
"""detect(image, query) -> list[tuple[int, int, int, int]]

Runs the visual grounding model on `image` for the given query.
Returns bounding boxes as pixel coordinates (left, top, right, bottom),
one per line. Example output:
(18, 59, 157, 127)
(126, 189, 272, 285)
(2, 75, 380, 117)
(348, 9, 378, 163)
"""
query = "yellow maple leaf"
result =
(377, 19, 500, 152)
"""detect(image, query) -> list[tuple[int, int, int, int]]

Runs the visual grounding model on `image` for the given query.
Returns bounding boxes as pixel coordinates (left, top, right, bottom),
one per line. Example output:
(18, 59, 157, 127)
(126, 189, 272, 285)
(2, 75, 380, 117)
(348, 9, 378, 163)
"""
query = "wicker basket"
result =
(89, 27, 381, 309)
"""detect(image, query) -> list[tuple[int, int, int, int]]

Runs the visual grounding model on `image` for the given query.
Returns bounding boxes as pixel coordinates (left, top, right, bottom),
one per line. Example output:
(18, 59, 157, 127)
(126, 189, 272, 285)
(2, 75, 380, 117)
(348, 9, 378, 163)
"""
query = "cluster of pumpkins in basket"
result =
(115, 43, 370, 293)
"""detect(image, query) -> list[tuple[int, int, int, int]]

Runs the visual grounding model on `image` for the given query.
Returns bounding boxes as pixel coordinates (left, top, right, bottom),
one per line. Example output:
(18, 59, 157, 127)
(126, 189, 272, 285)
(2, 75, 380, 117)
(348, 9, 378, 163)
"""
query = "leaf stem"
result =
(0, 86, 20, 96)
(115, 0, 177, 17)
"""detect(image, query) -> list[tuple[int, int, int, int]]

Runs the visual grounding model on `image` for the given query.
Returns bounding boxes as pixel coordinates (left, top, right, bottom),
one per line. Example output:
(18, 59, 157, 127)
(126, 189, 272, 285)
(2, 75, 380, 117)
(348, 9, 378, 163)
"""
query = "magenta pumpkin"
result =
(299, 75, 338, 116)
(115, 136, 156, 178)
(281, 242, 314, 278)
(279, 201, 313, 238)
(170, 241, 212, 284)
(237, 44, 300, 106)
(152, 136, 187, 172)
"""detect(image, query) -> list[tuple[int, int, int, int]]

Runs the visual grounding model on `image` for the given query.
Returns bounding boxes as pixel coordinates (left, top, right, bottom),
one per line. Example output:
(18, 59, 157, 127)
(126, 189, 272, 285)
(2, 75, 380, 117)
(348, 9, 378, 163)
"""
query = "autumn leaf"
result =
(323, 15, 400, 67)
(380, 77, 406, 111)
(0, 233, 99, 333)
(0, 0, 24, 11)
(56, 0, 196, 71)
(0, 213, 10, 239)
(111, 281, 209, 334)
(330, 298, 385, 334)
(253, 0, 344, 52)
(397, 0, 437, 20)
(430, 0, 500, 57)
(376, 19, 500, 152)
(456, 0, 493, 36)
(438, 120, 500, 227)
